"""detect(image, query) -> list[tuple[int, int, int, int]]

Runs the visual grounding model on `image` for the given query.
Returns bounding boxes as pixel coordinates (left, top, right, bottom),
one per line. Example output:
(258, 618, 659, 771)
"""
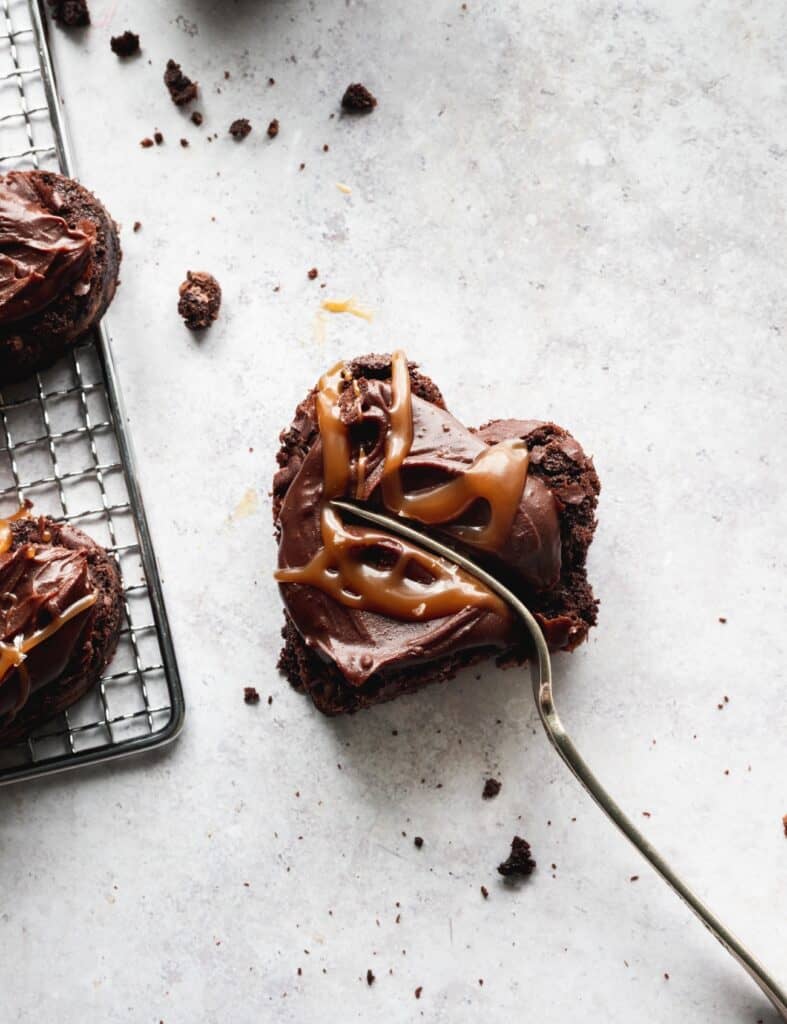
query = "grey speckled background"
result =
(1, 1, 786, 1022)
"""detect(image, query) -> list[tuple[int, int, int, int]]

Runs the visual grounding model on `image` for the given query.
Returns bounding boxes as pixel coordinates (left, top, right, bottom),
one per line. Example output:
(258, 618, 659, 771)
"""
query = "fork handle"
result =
(535, 678, 787, 1021)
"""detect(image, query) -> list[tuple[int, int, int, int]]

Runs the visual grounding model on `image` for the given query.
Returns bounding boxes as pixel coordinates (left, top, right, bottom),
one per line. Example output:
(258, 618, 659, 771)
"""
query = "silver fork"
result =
(331, 498, 787, 1021)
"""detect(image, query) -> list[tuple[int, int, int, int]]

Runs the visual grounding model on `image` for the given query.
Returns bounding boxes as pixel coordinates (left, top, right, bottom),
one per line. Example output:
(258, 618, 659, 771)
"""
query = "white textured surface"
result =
(2, 2, 786, 1021)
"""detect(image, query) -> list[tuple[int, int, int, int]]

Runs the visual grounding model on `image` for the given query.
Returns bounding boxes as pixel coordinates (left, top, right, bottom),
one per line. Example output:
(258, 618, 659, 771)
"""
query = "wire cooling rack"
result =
(0, 0, 184, 784)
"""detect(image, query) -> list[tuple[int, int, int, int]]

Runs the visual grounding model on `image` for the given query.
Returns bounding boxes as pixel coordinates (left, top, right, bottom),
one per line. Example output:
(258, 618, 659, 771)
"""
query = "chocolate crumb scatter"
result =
(480, 885, 489, 899)
(244, 687, 260, 705)
(719, 616, 727, 623)
(48, 0, 89, 26)
(178, 271, 222, 330)
(269, 77, 276, 86)
(267, 118, 280, 139)
(366, 969, 375, 987)
(497, 836, 536, 878)
(180, 138, 189, 148)
(341, 82, 378, 113)
(110, 30, 139, 57)
(782, 814, 787, 838)
(630, 875, 639, 882)
(413, 836, 424, 849)
(415, 986, 423, 1000)
(307, 268, 318, 280)
(133, 221, 142, 232)
(154, 131, 164, 145)
(164, 59, 198, 106)
(229, 118, 252, 140)
(323, 143, 329, 152)
(140, 137, 154, 148)
(482, 778, 501, 799)
(191, 111, 204, 126)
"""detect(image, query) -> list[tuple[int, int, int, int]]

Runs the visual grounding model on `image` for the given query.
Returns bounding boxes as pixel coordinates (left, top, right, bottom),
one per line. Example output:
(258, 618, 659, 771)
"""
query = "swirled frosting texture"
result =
(0, 535, 93, 721)
(0, 172, 95, 324)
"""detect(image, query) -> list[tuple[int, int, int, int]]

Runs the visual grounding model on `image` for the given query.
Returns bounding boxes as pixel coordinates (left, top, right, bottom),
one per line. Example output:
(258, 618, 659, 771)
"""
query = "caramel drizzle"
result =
(380, 352, 531, 551)
(276, 351, 533, 621)
(0, 591, 98, 685)
(0, 512, 98, 702)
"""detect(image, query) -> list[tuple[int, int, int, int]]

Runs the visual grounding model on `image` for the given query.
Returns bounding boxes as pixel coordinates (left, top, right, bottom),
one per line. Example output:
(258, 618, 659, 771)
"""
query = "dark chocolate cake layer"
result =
(0, 171, 121, 385)
(274, 353, 599, 715)
(0, 513, 123, 744)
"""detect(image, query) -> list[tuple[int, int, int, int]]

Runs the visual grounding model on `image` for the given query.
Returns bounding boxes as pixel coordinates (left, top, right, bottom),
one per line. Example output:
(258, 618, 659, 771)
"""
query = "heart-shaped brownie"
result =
(273, 352, 599, 714)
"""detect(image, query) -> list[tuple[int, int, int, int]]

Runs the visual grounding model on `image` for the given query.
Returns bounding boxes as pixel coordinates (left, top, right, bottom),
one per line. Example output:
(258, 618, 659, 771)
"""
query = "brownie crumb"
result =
(140, 137, 154, 148)
(630, 875, 639, 882)
(482, 778, 501, 800)
(267, 118, 280, 139)
(154, 131, 164, 145)
(48, 0, 89, 26)
(133, 221, 142, 232)
(341, 82, 377, 113)
(244, 687, 260, 705)
(480, 885, 489, 899)
(497, 836, 536, 878)
(413, 836, 424, 849)
(783, 814, 787, 838)
(110, 31, 139, 57)
(414, 986, 423, 999)
(229, 118, 252, 140)
(164, 59, 198, 106)
(268, 77, 276, 86)
(191, 111, 204, 126)
(366, 969, 375, 987)
(268, 695, 273, 705)
(323, 143, 330, 152)
(178, 271, 222, 330)
(180, 138, 189, 148)
(307, 268, 318, 281)
(718, 616, 727, 624)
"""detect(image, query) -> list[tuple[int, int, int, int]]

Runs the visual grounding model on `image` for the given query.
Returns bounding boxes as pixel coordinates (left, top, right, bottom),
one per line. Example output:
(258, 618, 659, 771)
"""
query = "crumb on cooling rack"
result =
(165, 59, 198, 106)
(497, 836, 536, 878)
(244, 687, 260, 705)
(482, 777, 501, 799)
(267, 118, 280, 139)
(48, 0, 90, 27)
(341, 82, 377, 113)
(229, 118, 252, 140)
(110, 31, 139, 57)
(178, 271, 222, 330)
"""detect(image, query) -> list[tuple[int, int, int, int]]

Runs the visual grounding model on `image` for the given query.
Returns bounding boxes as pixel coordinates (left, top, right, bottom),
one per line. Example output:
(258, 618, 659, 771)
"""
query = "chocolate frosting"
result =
(0, 172, 94, 324)
(277, 367, 564, 686)
(0, 539, 93, 722)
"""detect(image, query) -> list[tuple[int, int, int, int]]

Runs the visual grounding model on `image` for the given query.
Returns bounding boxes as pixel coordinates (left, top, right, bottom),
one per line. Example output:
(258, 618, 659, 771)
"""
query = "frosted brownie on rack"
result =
(0, 171, 121, 384)
(273, 352, 600, 715)
(0, 509, 123, 745)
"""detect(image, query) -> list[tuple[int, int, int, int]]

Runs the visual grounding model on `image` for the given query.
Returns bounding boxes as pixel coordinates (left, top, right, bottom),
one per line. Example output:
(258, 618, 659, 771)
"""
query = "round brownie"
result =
(0, 171, 121, 384)
(0, 513, 123, 745)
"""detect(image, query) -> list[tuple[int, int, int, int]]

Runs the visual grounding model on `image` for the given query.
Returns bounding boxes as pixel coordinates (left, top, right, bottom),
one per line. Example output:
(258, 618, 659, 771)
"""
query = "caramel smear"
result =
(231, 488, 260, 521)
(320, 297, 373, 321)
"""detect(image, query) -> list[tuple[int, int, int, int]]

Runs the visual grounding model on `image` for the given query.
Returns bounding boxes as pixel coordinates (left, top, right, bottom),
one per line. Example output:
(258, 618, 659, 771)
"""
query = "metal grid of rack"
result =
(0, 0, 184, 784)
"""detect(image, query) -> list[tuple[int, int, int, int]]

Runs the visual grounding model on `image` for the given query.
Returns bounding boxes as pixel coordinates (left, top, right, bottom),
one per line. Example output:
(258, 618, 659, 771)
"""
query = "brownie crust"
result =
(0, 517, 123, 745)
(0, 171, 121, 385)
(274, 354, 600, 715)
